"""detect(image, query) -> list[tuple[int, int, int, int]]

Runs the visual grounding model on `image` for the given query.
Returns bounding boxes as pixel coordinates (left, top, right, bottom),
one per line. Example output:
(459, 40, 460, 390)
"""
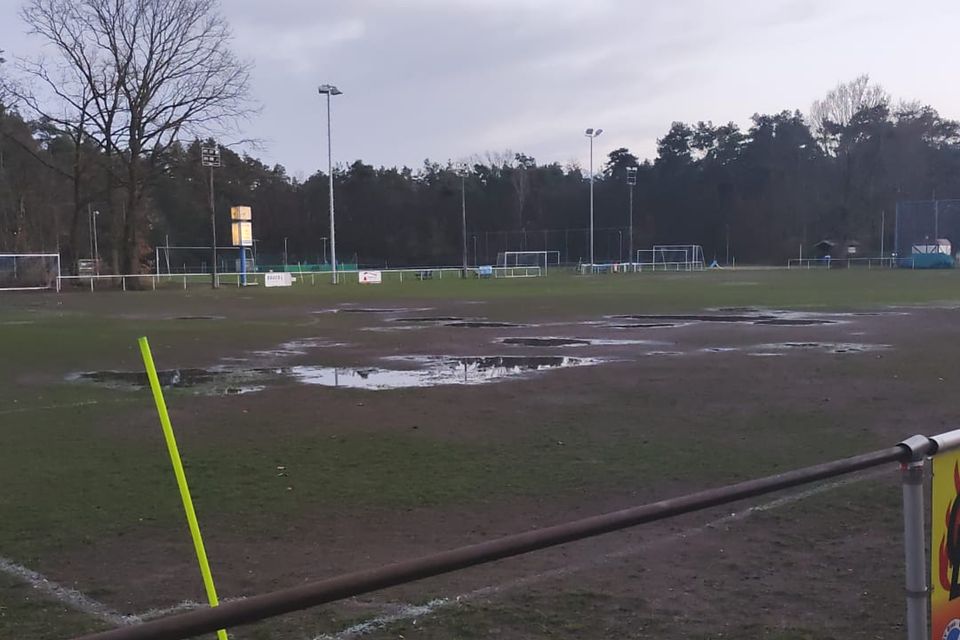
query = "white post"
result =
(325, 91, 338, 285)
(901, 458, 927, 640)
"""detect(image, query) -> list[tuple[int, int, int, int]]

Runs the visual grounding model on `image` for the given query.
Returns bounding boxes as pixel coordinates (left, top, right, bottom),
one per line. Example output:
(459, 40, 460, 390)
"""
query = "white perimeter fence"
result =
(53, 265, 543, 292)
(787, 257, 914, 269)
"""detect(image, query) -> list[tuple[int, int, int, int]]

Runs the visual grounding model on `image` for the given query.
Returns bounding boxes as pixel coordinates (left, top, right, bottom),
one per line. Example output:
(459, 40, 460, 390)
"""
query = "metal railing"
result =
(70, 429, 960, 640)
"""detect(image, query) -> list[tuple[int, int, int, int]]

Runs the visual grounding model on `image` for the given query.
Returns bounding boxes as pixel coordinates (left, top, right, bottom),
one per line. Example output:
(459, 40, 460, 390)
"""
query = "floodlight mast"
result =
(627, 166, 638, 269)
(585, 128, 603, 268)
(318, 84, 343, 284)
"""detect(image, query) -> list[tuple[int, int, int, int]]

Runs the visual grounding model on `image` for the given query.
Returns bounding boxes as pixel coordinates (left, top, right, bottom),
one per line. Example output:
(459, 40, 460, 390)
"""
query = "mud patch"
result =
(499, 337, 592, 347)
(612, 313, 776, 323)
(69, 368, 270, 396)
(252, 338, 345, 357)
(609, 323, 682, 329)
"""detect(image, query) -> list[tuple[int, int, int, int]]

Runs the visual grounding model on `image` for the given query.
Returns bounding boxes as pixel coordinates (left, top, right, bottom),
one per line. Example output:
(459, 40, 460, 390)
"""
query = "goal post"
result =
(636, 245, 705, 271)
(0, 253, 61, 291)
(496, 250, 560, 274)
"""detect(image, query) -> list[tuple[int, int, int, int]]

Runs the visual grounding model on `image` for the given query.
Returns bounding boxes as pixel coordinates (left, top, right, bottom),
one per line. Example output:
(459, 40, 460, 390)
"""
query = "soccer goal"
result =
(0, 253, 61, 291)
(636, 245, 705, 271)
(496, 251, 560, 275)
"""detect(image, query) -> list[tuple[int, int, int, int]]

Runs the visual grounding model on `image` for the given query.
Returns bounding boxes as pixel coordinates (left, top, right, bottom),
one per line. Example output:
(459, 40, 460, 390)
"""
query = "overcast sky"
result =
(3, 0, 960, 178)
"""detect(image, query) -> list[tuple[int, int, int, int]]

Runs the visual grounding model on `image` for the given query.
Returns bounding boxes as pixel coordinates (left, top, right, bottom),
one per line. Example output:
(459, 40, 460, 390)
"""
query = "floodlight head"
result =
(585, 128, 594, 136)
(318, 84, 343, 95)
(595, 128, 603, 136)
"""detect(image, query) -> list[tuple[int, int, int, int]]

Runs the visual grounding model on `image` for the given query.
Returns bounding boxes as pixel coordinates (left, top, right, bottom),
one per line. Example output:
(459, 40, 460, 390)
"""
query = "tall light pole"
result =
(201, 144, 221, 288)
(92, 210, 100, 274)
(318, 84, 343, 284)
(460, 167, 468, 277)
(585, 128, 603, 268)
(626, 166, 637, 266)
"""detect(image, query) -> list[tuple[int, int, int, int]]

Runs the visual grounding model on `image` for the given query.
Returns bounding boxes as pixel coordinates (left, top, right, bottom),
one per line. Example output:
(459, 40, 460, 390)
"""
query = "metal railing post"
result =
(900, 434, 929, 640)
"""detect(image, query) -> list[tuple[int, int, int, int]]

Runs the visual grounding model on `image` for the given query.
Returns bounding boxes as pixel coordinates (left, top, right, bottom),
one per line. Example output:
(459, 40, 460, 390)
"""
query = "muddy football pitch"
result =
(3, 268, 960, 639)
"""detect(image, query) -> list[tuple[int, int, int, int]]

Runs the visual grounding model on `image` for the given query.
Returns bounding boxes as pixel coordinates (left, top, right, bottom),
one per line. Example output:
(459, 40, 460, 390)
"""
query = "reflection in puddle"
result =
(71, 356, 598, 394)
(293, 356, 597, 389)
(496, 337, 660, 347)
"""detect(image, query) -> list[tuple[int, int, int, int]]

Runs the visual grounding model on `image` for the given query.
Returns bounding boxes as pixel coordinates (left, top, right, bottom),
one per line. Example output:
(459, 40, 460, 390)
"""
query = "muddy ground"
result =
(2, 270, 959, 639)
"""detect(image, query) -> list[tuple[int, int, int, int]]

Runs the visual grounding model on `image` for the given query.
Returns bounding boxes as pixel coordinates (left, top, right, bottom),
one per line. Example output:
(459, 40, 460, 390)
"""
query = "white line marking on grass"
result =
(0, 556, 140, 626)
(315, 469, 890, 640)
(311, 599, 449, 640)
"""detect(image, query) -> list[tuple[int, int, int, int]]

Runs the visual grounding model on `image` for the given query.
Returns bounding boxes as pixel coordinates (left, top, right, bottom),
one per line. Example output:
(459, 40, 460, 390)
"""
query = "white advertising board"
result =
(264, 272, 293, 287)
(358, 270, 382, 284)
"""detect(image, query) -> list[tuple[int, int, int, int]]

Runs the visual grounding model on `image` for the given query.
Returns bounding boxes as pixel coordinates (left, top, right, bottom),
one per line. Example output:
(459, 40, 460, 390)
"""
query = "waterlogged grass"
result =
(0, 268, 956, 636)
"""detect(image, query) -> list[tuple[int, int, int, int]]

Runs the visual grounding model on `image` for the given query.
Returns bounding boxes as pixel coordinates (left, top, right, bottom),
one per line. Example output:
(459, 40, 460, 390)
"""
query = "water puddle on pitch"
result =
(70, 355, 598, 394)
(292, 356, 598, 389)
(755, 342, 890, 354)
(444, 321, 524, 328)
(392, 316, 464, 323)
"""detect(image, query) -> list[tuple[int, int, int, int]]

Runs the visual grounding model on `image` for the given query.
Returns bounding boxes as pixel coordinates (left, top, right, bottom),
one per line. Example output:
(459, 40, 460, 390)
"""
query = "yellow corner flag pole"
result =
(138, 337, 229, 640)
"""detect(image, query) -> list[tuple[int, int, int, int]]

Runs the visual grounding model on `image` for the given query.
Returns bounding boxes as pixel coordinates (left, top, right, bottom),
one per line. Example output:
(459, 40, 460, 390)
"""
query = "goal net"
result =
(155, 245, 255, 275)
(0, 253, 61, 291)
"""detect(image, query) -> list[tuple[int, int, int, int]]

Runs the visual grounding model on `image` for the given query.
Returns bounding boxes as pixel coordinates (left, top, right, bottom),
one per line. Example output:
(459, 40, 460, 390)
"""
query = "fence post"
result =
(901, 452, 927, 640)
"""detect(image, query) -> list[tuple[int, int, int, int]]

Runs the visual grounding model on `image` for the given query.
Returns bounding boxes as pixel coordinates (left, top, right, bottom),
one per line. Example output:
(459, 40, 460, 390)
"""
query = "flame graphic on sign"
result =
(939, 462, 960, 592)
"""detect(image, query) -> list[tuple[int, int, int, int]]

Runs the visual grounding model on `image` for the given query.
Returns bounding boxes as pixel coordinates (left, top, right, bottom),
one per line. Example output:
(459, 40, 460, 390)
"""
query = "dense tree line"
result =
(2, 3, 959, 273)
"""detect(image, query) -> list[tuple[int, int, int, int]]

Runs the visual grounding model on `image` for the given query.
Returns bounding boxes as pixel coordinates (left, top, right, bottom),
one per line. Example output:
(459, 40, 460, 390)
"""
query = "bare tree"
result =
(0, 50, 9, 107)
(809, 74, 890, 150)
(21, 0, 255, 273)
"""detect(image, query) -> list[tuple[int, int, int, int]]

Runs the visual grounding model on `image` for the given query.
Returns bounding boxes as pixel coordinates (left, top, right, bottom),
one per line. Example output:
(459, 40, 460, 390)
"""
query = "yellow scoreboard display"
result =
(230, 206, 253, 247)
(932, 450, 960, 640)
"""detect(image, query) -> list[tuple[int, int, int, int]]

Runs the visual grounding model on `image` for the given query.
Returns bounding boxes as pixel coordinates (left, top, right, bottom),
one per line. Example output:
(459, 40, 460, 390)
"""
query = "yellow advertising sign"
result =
(932, 451, 960, 640)
(230, 205, 252, 221)
(231, 221, 253, 247)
